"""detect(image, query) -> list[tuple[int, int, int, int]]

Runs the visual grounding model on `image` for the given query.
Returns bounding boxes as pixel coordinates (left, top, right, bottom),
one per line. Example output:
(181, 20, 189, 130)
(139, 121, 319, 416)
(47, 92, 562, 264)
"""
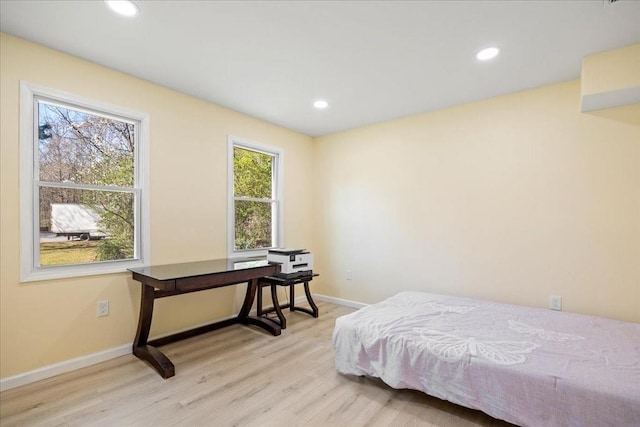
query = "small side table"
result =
(257, 274, 319, 328)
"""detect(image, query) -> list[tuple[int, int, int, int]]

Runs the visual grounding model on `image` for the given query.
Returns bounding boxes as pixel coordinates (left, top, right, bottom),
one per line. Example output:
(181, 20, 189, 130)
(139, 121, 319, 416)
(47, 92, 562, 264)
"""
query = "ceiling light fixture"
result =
(313, 100, 329, 109)
(476, 47, 500, 61)
(105, 0, 139, 17)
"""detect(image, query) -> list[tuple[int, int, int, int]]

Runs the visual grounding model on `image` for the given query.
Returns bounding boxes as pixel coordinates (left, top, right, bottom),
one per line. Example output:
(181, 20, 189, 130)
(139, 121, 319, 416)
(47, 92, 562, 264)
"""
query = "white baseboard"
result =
(312, 293, 367, 309)
(0, 343, 131, 392)
(251, 295, 311, 313)
(272, 291, 366, 309)
(0, 296, 363, 392)
(0, 314, 237, 393)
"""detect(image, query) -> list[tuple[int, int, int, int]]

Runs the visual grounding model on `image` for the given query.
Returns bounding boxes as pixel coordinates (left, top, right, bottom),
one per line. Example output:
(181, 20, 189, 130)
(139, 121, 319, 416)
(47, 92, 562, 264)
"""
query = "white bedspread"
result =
(333, 291, 640, 426)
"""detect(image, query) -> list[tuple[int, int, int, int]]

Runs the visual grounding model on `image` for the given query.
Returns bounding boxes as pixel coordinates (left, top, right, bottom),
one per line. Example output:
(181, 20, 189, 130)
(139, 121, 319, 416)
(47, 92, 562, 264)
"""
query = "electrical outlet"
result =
(549, 295, 562, 311)
(97, 300, 109, 317)
(346, 270, 352, 280)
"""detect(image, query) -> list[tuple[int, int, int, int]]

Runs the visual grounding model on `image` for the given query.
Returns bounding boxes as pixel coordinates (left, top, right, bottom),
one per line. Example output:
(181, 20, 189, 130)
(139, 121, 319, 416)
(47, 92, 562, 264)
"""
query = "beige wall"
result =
(581, 43, 640, 96)
(580, 43, 640, 113)
(0, 33, 314, 378)
(313, 80, 639, 323)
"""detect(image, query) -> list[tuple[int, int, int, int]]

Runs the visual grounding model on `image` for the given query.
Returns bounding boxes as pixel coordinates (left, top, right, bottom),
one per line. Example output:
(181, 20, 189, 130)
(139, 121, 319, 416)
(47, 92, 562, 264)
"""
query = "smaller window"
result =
(228, 136, 283, 257)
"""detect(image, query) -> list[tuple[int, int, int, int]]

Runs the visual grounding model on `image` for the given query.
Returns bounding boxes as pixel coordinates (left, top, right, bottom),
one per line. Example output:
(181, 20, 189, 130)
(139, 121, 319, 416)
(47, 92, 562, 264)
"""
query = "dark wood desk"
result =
(129, 258, 281, 378)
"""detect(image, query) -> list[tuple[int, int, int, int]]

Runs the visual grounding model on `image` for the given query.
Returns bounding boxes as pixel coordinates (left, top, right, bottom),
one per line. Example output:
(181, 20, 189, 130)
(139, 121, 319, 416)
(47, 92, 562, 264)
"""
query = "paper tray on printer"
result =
(268, 248, 306, 255)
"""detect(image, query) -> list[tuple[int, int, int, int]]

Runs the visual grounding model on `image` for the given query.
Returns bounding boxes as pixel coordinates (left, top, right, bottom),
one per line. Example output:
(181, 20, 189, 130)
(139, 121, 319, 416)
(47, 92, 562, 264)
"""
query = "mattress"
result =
(333, 291, 640, 426)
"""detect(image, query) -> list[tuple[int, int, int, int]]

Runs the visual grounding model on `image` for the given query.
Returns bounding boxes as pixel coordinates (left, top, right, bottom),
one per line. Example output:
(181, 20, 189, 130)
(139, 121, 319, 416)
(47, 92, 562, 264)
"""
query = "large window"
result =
(20, 82, 149, 281)
(228, 136, 283, 256)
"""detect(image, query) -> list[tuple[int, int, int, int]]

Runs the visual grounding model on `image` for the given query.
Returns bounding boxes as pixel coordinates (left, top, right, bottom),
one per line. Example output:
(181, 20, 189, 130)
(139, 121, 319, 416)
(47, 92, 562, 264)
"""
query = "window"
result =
(20, 82, 149, 281)
(228, 136, 283, 256)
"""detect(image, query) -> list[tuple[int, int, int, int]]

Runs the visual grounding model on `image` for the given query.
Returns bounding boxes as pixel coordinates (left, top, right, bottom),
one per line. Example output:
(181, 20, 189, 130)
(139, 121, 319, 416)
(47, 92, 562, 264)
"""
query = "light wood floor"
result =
(0, 301, 513, 427)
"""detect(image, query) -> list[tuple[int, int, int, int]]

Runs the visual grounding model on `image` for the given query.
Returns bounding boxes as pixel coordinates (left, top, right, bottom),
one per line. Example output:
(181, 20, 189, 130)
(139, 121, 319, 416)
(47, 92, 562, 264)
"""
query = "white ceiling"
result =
(1, 1, 639, 137)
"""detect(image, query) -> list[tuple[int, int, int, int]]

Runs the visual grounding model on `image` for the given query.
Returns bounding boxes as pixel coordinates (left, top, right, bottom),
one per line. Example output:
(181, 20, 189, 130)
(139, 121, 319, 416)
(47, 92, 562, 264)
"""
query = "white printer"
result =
(267, 248, 313, 278)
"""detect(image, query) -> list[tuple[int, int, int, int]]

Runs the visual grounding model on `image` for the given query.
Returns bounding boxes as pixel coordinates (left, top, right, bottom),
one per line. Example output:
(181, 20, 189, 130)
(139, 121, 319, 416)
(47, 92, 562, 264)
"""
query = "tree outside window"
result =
(230, 139, 282, 255)
(37, 101, 137, 266)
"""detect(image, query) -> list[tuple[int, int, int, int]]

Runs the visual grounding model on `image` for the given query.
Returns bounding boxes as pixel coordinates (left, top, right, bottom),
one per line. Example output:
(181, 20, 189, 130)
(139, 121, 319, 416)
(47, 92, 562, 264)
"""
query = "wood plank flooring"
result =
(0, 301, 513, 426)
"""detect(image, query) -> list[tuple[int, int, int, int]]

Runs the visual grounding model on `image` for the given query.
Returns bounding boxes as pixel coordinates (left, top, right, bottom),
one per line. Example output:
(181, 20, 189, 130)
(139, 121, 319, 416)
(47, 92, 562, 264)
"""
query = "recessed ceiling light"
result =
(313, 100, 329, 109)
(105, 0, 139, 17)
(476, 47, 500, 61)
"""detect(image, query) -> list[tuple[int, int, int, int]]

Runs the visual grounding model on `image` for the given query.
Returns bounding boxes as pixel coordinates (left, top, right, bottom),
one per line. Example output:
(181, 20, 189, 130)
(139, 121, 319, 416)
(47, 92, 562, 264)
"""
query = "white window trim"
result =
(19, 81, 150, 282)
(227, 135, 283, 258)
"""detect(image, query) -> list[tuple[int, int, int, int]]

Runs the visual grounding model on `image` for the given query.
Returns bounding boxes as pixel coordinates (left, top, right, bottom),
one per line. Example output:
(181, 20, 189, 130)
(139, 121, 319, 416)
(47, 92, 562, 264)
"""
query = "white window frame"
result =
(19, 81, 150, 282)
(227, 135, 283, 258)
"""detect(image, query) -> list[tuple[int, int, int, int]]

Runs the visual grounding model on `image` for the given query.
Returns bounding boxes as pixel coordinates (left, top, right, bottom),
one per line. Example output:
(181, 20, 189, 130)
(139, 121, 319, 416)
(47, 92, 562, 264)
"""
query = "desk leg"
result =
(256, 281, 264, 318)
(289, 281, 319, 318)
(133, 283, 175, 379)
(238, 278, 257, 318)
(238, 279, 281, 336)
(303, 281, 319, 318)
(290, 285, 295, 311)
(270, 284, 287, 328)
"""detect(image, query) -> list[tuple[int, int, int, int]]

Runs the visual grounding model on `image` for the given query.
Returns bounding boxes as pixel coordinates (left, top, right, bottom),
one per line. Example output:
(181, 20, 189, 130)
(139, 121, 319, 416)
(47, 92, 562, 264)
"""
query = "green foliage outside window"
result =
(233, 147, 274, 251)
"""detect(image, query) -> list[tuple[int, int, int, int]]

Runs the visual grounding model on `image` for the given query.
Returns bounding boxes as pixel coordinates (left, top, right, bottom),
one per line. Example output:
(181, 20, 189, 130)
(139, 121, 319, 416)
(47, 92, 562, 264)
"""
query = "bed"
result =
(333, 291, 640, 426)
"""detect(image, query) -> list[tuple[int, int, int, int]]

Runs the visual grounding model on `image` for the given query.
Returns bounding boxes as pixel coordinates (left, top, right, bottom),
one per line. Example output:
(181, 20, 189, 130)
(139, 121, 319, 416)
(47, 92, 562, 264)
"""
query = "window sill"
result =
(20, 259, 146, 283)
(229, 249, 270, 259)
